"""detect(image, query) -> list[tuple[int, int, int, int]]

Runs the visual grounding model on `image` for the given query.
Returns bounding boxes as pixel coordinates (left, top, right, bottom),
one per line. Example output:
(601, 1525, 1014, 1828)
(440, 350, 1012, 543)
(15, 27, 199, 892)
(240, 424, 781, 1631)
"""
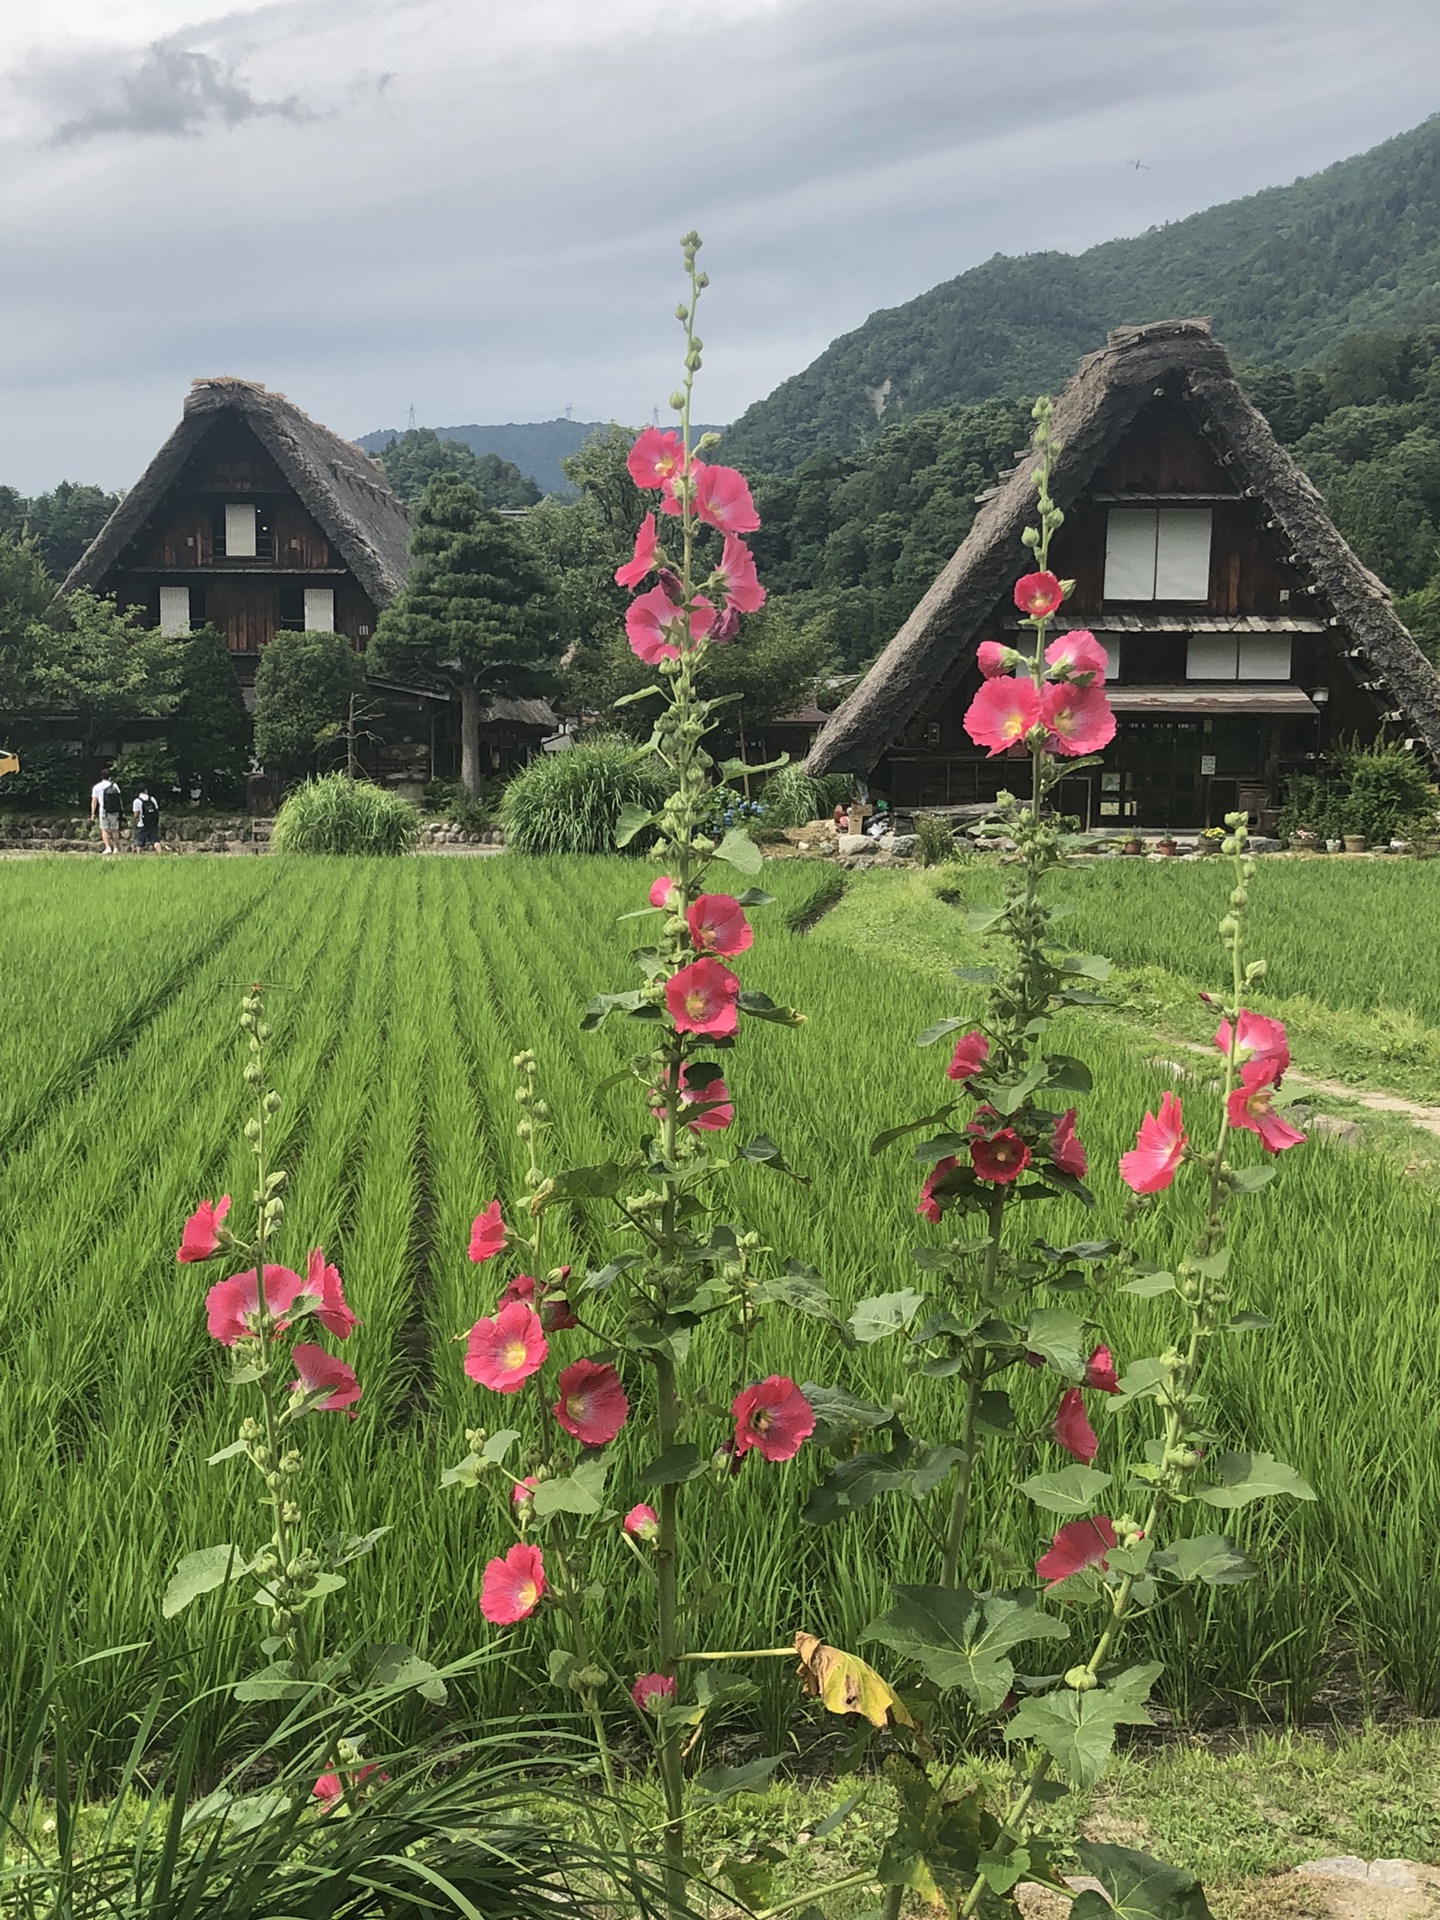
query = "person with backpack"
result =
(90, 769, 123, 855)
(132, 785, 161, 852)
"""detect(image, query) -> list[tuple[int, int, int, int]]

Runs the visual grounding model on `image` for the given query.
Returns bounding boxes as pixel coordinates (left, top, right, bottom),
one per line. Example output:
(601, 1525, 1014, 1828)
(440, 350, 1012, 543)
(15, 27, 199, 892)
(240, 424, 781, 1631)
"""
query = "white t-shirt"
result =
(132, 795, 144, 818)
(92, 779, 119, 817)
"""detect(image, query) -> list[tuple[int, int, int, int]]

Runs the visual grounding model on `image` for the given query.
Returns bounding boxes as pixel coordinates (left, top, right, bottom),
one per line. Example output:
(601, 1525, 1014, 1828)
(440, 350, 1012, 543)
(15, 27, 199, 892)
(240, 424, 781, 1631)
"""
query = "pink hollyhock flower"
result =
(1214, 1010, 1290, 1083)
(480, 1541, 546, 1624)
(632, 1672, 677, 1712)
(464, 1300, 548, 1393)
(498, 1273, 536, 1309)
(1036, 1514, 1117, 1588)
(1054, 1387, 1098, 1464)
(623, 1502, 659, 1541)
(1119, 1091, 1187, 1193)
(917, 1155, 958, 1223)
(205, 1264, 307, 1345)
(553, 1359, 629, 1445)
(977, 641, 1020, 678)
(1227, 1064, 1306, 1154)
(312, 1765, 385, 1812)
(732, 1376, 815, 1461)
(615, 513, 659, 589)
(693, 462, 761, 535)
(665, 956, 740, 1036)
(970, 1128, 1031, 1184)
(1039, 681, 1116, 756)
(625, 585, 714, 665)
(649, 875, 677, 909)
(178, 1195, 231, 1263)
(511, 1475, 539, 1511)
(1044, 629, 1109, 684)
(627, 427, 686, 492)
(654, 1064, 732, 1132)
(714, 534, 766, 613)
(290, 1342, 361, 1415)
(1049, 1109, 1087, 1179)
(305, 1247, 358, 1340)
(964, 676, 1042, 756)
(1014, 570, 1065, 617)
(468, 1200, 506, 1263)
(1085, 1345, 1120, 1394)
(946, 1030, 990, 1084)
(686, 893, 752, 956)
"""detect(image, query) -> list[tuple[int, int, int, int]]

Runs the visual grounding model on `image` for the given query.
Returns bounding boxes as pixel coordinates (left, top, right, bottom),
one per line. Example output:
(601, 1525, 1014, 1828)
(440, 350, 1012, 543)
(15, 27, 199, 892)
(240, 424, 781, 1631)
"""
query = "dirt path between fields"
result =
(1153, 1039, 1440, 1141)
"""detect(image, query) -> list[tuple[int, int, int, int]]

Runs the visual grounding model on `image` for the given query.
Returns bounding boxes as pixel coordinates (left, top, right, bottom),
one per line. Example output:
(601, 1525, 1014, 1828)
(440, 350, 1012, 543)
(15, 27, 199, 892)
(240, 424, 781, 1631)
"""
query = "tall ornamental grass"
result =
(760, 763, 850, 828)
(499, 734, 674, 855)
(271, 775, 419, 857)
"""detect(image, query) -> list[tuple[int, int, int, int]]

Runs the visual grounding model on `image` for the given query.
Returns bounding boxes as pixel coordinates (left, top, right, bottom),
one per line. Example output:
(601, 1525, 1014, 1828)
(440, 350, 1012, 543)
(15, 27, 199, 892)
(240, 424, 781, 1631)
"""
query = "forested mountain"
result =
(748, 328, 1440, 670)
(723, 112, 1440, 475)
(366, 428, 541, 508)
(358, 420, 725, 498)
(0, 482, 122, 579)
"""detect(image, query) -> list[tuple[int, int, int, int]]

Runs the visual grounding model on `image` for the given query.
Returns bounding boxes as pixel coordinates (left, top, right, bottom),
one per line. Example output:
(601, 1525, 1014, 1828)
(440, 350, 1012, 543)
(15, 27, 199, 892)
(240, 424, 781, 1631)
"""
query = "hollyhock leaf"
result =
(739, 1135, 808, 1181)
(163, 1544, 249, 1618)
(1193, 1452, 1317, 1509)
(1021, 1466, 1112, 1514)
(1044, 1056, 1094, 1095)
(952, 965, 999, 986)
(870, 1107, 959, 1155)
(794, 1633, 916, 1729)
(1223, 1311, 1272, 1332)
(579, 990, 646, 1031)
(1072, 1841, 1214, 1920)
(638, 1443, 707, 1486)
(541, 1160, 628, 1202)
(849, 1290, 925, 1345)
(711, 825, 764, 875)
(693, 1756, 784, 1805)
(916, 1017, 967, 1048)
(800, 1384, 894, 1449)
(1229, 1163, 1278, 1194)
(480, 1429, 521, 1463)
(584, 1252, 645, 1292)
(232, 1663, 309, 1703)
(964, 905, 1009, 934)
(862, 1585, 1068, 1712)
(365, 1643, 447, 1705)
(734, 887, 776, 906)
(975, 1389, 1016, 1436)
(802, 1445, 964, 1525)
(1059, 953, 1114, 981)
(1006, 1679, 1155, 1787)
(753, 1264, 841, 1330)
(1023, 1307, 1087, 1379)
(207, 1439, 249, 1465)
(614, 802, 654, 849)
(1120, 1271, 1177, 1298)
(532, 1456, 609, 1517)
(1153, 1534, 1259, 1586)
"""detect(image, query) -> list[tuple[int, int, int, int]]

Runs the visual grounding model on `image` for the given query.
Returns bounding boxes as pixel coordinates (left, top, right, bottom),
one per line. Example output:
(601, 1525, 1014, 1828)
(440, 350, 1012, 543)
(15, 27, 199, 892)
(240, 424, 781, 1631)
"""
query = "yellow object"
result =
(793, 1631, 915, 1728)
(0, 751, 18, 779)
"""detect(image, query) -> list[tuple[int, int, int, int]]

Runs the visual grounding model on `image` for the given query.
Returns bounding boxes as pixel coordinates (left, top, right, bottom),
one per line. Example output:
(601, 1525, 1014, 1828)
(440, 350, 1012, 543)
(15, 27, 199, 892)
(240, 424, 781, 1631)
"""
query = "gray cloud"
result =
(46, 38, 310, 143)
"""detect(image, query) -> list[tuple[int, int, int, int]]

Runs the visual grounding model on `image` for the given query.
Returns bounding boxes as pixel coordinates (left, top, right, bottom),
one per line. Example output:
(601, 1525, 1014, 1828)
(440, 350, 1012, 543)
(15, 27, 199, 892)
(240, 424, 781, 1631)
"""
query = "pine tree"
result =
(369, 475, 554, 795)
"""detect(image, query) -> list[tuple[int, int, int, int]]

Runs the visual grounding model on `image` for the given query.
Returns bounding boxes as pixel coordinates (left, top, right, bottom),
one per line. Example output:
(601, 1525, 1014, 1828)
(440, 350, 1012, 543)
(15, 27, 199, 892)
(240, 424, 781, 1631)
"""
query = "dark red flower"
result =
(946, 1030, 989, 1084)
(969, 1128, 1030, 1184)
(917, 1155, 959, 1223)
(1084, 1345, 1119, 1394)
(1054, 1387, 1098, 1463)
(178, 1196, 231, 1264)
(1049, 1109, 1087, 1179)
(1036, 1515, 1116, 1588)
(731, 1376, 815, 1461)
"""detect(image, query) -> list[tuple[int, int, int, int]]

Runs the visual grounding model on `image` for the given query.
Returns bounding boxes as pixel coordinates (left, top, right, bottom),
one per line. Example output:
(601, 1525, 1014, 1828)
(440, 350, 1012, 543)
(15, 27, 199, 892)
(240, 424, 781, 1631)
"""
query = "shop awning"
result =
(1105, 685, 1319, 716)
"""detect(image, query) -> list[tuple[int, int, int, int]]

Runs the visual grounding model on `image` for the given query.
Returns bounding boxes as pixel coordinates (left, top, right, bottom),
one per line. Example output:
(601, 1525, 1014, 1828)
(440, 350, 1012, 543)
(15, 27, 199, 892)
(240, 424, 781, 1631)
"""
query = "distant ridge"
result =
(722, 110, 1440, 474)
(357, 418, 726, 498)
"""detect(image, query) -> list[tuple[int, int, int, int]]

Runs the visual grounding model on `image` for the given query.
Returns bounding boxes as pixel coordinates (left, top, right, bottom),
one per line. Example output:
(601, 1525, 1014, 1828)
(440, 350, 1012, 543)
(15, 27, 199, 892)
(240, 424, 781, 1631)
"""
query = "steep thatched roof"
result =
(806, 319, 1440, 773)
(63, 378, 413, 606)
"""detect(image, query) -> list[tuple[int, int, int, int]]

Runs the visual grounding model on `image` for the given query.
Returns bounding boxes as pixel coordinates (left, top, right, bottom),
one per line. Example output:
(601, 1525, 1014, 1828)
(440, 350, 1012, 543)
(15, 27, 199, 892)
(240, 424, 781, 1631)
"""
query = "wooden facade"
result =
(807, 322, 1440, 828)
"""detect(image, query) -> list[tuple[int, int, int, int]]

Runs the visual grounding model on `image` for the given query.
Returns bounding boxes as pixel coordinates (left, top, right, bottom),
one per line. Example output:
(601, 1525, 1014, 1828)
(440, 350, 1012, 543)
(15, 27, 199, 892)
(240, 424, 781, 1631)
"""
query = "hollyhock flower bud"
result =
(480, 1541, 546, 1623)
(706, 605, 741, 644)
(963, 676, 1042, 756)
(178, 1195, 231, 1263)
(632, 1672, 677, 1712)
(977, 641, 1021, 678)
(312, 1765, 386, 1812)
(686, 893, 752, 956)
(665, 956, 740, 1036)
(945, 1030, 989, 1084)
(464, 1300, 548, 1392)
(511, 1475, 539, 1511)
(552, 1359, 629, 1445)
(916, 1156, 958, 1223)
(655, 566, 686, 606)
(1014, 570, 1065, 617)
(1044, 628, 1109, 685)
(1049, 1109, 1087, 1179)
(1054, 1387, 1098, 1463)
(1119, 1092, 1187, 1193)
(1039, 681, 1116, 756)
(1227, 1064, 1306, 1153)
(468, 1200, 506, 1263)
(731, 1376, 815, 1461)
(1036, 1515, 1116, 1589)
(623, 1502, 659, 1541)
(649, 875, 678, 910)
(615, 513, 659, 589)
(290, 1342, 361, 1416)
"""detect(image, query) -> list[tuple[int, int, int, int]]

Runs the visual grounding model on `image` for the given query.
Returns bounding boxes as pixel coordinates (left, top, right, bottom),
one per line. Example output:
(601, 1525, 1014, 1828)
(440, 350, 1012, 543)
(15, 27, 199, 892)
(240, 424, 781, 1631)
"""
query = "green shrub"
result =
(1335, 741, 1436, 844)
(499, 734, 674, 855)
(759, 763, 850, 828)
(270, 775, 419, 856)
(424, 778, 492, 834)
(913, 811, 961, 866)
(111, 742, 180, 799)
(0, 736, 84, 808)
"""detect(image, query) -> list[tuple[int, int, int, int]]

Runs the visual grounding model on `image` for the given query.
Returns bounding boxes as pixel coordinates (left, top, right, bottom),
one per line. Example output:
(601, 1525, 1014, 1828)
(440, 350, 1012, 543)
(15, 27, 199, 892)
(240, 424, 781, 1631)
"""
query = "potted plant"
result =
(1156, 834, 1178, 856)
(1199, 826, 1226, 855)
(1121, 832, 1144, 855)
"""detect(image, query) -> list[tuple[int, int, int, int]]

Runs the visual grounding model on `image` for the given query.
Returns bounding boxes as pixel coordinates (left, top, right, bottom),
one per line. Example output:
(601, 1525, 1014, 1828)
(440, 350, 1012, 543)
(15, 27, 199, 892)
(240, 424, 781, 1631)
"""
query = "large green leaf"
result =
(692, 1755, 783, 1803)
(1023, 1306, 1087, 1379)
(1073, 1842, 1215, 1920)
(162, 1544, 248, 1619)
(803, 1445, 963, 1525)
(1019, 1465, 1113, 1515)
(712, 826, 764, 875)
(1193, 1452, 1317, 1509)
(848, 1289, 925, 1344)
(801, 1384, 895, 1450)
(533, 1456, 609, 1516)
(862, 1584, 1069, 1712)
(1152, 1533, 1258, 1585)
(613, 801, 653, 848)
(1006, 1663, 1160, 1786)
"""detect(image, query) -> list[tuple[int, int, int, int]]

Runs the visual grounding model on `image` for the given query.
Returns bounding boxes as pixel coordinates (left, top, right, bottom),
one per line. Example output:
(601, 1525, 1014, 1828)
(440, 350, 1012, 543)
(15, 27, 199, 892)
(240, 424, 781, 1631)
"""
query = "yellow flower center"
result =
(568, 1394, 588, 1422)
(684, 989, 708, 1019)
(503, 1339, 529, 1371)
(515, 1578, 537, 1610)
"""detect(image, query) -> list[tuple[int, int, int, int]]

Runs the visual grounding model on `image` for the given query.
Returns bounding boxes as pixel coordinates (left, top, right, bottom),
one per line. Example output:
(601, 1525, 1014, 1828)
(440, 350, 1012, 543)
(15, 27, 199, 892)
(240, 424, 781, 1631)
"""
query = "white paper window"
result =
(158, 586, 191, 636)
(1154, 510, 1213, 600)
(303, 588, 335, 632)
(1106, 508, 1213, 601)
(1187, 636, 1238, 680)
(224, 504, 257, 558)
(1104, 510, 1159, 599)
(1237, 635, 1291, 680)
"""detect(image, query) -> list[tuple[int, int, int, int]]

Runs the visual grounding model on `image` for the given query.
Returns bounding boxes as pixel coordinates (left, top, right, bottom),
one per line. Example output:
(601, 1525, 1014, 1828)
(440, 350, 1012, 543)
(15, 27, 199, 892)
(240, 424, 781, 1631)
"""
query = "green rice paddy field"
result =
(1, 851, 1437, 1766)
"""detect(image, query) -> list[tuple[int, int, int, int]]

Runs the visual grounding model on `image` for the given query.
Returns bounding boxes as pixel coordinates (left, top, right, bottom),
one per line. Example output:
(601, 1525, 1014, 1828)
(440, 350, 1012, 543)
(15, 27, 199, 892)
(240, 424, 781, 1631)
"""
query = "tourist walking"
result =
(90, 769, 123, 855)
(133, 785, 161, 852)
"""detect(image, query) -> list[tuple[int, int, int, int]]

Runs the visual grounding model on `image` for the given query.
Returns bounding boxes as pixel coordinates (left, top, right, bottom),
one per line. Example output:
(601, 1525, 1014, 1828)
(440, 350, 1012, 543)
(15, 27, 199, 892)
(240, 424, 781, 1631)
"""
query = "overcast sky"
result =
(1, 0, 1437, 492)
